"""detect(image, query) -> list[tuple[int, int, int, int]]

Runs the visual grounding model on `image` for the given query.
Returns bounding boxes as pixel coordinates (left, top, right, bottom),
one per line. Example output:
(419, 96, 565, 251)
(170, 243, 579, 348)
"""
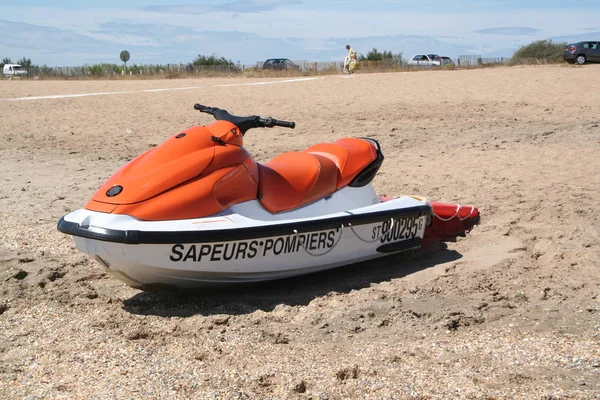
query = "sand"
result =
(1, 65, 599, 399)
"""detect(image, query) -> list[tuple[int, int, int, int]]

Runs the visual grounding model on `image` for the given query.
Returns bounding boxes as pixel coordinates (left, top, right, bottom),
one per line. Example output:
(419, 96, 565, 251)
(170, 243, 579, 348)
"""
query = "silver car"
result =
(407, 54, 455, 67)
(407, 54, 441, 67)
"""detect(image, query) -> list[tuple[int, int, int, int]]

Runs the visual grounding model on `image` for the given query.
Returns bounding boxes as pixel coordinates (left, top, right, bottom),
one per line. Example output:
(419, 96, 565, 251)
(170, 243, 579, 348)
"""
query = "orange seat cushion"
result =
(305, 138, 378, 189)
(258, 152, 338, 213)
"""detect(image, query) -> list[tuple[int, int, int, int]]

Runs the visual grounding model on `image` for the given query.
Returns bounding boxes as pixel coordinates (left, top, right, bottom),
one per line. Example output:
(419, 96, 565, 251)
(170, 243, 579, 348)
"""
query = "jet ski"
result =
(57, 104, 480, 289)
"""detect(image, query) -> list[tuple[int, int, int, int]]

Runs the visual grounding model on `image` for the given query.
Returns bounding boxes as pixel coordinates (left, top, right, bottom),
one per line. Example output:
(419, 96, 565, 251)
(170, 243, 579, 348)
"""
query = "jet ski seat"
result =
(305, 138, 379, 189)
(258, 138, 379, 213)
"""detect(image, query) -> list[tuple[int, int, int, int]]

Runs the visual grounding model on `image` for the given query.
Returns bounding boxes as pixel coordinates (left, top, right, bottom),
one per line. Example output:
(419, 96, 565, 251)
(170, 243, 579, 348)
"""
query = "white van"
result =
(3, 64, 27, 76)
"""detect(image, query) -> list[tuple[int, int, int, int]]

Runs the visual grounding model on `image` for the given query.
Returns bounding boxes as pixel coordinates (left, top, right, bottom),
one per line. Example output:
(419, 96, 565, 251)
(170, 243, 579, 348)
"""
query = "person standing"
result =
(344, 44, 358, 74)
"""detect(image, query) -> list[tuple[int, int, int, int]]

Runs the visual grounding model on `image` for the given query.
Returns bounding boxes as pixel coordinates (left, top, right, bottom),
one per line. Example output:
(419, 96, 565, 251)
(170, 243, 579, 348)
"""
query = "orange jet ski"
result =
(57, 104, 479, 289)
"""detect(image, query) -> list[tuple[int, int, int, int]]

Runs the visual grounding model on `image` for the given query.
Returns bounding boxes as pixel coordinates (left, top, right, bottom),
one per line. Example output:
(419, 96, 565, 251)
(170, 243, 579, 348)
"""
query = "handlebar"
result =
(257, 117, 296, 129)
(194, 103, 295, 134)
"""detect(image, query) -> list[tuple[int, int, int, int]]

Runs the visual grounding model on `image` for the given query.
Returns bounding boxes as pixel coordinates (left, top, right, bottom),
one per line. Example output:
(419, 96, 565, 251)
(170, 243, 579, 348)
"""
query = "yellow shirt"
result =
(347, 48, 357, 59)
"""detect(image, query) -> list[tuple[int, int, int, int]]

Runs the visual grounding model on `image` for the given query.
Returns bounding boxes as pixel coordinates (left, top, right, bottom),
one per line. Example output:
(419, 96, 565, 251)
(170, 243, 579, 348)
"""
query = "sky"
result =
(1, 0, 599, 66)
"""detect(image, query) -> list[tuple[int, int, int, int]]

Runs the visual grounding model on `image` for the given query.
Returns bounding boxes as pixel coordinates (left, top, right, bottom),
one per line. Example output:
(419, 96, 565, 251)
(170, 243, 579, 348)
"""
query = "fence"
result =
(21, 63, 246, 78)
(458, 55, 510, 66)
(259, 60, 345, 73)
(20, 61, 347, 78)
(254, 59, 405, 72)
(5, 55, 510, 78)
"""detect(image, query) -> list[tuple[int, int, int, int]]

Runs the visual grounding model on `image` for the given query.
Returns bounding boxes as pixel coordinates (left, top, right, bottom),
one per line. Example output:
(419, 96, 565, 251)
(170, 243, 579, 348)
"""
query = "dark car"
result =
(262, 58, 300, 71)
(563, 41, 600, 65)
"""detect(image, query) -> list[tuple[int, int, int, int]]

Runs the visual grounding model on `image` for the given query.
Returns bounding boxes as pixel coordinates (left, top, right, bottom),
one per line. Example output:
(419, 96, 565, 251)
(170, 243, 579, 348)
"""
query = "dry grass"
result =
(5, 60, 579, 81)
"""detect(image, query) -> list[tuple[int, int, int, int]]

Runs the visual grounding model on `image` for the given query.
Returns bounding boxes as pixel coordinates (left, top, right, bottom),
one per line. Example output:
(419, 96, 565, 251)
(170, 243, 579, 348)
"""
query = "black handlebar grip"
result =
(195, 104, 218, 116)
(275, 120, 295, 129)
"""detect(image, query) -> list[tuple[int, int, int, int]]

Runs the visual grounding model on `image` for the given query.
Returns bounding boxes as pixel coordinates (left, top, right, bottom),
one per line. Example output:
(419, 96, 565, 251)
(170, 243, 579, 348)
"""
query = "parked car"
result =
(563, 41, 600, 65)
(406, 54, 442, 67)
(2, 63, 27, 76)
(262, 58, 300, 71)
(440, 56, 455, 66)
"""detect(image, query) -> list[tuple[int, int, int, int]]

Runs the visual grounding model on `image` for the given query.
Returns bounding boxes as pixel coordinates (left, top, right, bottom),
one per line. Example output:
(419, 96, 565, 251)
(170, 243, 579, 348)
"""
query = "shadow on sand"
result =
(122, 244, 462, 318)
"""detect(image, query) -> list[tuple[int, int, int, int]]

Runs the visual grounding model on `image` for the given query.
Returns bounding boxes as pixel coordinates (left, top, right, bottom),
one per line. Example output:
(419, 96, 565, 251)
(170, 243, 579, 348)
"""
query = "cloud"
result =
(475, 27, 540, 35)
(0, 19, 116, 53)
(0, 19, 169, 65)
(90, 22, 485, 63)
(90, 21, 200, 45)
(0, 16, 517, 67)
(142, 0, 302, 14)
(552, 31, 600, 44)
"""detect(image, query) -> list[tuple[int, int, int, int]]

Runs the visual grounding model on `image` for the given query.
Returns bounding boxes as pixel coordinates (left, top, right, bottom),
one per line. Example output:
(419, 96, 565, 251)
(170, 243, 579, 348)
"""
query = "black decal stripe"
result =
(57, 205, 431, 245)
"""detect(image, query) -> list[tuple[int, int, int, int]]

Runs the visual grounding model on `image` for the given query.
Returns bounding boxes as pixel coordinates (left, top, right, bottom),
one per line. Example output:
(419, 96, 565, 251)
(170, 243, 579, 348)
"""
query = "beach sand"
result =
(1, 65, 599, 399)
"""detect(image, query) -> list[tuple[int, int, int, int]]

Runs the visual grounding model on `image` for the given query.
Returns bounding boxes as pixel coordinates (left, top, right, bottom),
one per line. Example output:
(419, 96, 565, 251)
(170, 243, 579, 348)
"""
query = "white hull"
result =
(60, 186, 432, 288)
